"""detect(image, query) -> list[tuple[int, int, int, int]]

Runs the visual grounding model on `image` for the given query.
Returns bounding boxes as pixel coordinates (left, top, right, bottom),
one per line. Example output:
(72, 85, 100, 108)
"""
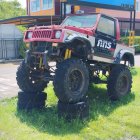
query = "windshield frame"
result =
(61, 13, 98, 28)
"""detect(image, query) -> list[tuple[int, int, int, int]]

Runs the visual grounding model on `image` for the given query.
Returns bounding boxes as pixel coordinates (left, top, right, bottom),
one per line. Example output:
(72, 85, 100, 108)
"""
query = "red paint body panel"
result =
(64, 26, 93, 36)
(24, 14, 121, 43)
(116, 19, 121, 41)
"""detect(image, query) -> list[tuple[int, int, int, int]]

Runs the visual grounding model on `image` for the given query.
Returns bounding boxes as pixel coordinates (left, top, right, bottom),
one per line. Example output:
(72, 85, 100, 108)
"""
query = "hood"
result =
(64, 26, 94, 36)
(29, 25, 62, 30)
(29, 25, 94, 33)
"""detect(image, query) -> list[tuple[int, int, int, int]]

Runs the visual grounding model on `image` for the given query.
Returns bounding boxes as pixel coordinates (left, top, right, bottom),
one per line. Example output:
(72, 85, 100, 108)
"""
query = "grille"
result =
(32, 30, 52, 39)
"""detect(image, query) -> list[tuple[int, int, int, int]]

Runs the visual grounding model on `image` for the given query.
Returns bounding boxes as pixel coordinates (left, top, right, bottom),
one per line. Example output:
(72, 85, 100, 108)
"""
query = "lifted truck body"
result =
(24, 13, 135, 66)
(16, 13, 135, 103)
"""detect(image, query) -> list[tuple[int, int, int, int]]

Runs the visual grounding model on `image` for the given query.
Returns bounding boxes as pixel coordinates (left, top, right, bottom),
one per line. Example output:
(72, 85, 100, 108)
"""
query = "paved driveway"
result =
(0, 63, 19, 100)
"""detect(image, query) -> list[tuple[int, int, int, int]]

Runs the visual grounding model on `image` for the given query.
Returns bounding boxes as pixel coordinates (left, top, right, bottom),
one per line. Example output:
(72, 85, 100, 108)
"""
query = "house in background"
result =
(0, 24, 23, 60)
(95, 0, 140, 35)
(0, 0, 139, 35)
(26, 0, 95, 16)
(26, 0, 80, 16)
(26, 0, 140, 35)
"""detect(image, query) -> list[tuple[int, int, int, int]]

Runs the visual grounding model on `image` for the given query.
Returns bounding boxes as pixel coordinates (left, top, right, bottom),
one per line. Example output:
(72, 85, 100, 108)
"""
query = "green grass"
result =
(0, 68, 140, 140)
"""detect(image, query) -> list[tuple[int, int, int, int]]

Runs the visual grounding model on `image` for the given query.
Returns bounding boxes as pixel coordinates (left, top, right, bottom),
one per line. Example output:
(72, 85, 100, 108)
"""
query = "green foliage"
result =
(17, 27, 27, 58)
(0, 0, 27, 58)
(17, 26, 27, 33)
(19, 40, 26, 58)
(0, 68, 140, 140)
(121, 36, 140, 53)
(0, 0, 26, 20)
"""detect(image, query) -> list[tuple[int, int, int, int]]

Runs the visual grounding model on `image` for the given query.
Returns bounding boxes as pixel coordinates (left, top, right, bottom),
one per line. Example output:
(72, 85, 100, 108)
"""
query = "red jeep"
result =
(17, 14, 135, 102)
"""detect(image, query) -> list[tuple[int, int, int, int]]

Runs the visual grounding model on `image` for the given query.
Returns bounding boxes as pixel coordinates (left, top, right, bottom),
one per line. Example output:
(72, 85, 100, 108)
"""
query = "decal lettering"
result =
(97, 39, 112, 49)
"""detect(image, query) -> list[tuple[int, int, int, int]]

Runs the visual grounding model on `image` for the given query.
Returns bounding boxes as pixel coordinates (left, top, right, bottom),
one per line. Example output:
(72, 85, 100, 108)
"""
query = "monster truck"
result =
(16, 14, 135, 102)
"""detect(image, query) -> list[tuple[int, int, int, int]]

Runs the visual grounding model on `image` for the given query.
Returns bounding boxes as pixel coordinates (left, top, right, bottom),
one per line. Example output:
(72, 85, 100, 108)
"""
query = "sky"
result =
(18, 0, 26, 8)
(6, 0, 26, 8)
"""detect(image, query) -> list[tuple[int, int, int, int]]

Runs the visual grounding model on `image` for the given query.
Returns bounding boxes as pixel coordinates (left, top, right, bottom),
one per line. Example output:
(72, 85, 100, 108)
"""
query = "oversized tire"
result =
(107, 65, 132, 101)
(16, 61, 48, 92)
(17, 102, 46, 110)
(18, 91, 47, 103)
(53, 58, 89, 103)
(57, 99, 89, 121)
(17, 91, 47, 110)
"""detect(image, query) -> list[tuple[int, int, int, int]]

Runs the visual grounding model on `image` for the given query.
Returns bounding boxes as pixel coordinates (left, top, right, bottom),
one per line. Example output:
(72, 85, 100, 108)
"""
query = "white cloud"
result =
(18, 0, 26, 8)
(6, 0, 26, 8)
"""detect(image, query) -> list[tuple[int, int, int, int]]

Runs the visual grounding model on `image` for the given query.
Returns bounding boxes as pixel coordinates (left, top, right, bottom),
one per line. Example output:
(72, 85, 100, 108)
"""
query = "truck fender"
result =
(114, 49, 135, 66)
(64, 35, 92, 58)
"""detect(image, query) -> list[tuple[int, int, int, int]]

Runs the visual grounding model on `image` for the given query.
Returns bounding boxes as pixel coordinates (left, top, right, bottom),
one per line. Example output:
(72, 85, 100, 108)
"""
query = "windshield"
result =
(61, 14, 98, 28)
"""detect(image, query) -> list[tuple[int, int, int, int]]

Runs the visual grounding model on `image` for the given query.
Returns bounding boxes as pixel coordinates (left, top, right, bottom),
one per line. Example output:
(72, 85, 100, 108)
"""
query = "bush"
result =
(17, 26, 27, 33)
(120, 37, 140, 53)
(19, 40, 27, 59)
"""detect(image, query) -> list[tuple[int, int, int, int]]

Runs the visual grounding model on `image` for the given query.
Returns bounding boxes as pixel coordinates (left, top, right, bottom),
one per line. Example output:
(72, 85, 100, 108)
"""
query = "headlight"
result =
(55, 31, 61, 39)
(28, 32, 33, 39)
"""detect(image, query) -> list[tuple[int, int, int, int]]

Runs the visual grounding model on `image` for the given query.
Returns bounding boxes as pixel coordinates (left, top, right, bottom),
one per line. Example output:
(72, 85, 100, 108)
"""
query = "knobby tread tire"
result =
(57, 100, 89, 120)
(18, 91, 47, 103)
(16, 61, 48, 92)
(17, 91, 47, 110)
(58, 99, 89, 113)
(53, 58, 89, 103)
(107, 65, 132, 101)
(17, 102, 45, 110)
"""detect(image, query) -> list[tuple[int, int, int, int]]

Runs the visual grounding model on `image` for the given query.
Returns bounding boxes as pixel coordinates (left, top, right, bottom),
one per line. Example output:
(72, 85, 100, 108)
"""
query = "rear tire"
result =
(16, 61, 48, 92)
(107, 65, 132, 101)
(53, 58, 89, 103)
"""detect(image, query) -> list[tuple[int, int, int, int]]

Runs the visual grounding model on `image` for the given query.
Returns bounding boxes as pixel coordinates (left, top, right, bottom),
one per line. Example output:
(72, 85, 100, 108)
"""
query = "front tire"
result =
(107, 65, 132, 100)
(53, 59, 89, 103)
(16, 61, 48, 92)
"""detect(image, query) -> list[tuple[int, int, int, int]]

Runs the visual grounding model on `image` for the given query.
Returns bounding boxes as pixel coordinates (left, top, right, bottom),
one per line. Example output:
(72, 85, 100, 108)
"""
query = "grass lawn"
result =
(0, 68, 140, 140)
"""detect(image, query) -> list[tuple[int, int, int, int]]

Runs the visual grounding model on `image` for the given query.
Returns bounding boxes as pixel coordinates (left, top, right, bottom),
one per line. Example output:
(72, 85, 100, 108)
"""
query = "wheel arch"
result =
(114, 50, 135, 67)
(65, 37, 92, 59)
(121, 52, 135, 66)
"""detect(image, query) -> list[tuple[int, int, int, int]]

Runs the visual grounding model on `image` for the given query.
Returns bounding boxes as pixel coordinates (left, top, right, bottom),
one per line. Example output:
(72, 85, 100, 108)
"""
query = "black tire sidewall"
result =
(63, 63, 89, 102)
(17, 91, 47, 110)
(57, 100, 89, 120)
(18, 91, 47, 103)
(115, 70, 131, 96)
(107, 65, 132, 100)
(16, 60, 48, 92)
(54, 59, 89, 103)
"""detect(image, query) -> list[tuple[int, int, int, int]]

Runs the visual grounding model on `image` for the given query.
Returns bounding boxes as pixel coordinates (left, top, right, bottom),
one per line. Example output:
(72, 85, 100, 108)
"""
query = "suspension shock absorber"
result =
(64, 49, 72, 59)
(39, 55, 43, 69)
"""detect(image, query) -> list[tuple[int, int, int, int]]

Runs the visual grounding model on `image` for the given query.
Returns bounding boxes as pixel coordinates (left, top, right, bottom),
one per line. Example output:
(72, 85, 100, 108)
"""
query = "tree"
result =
(0, 0, 26, 20)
